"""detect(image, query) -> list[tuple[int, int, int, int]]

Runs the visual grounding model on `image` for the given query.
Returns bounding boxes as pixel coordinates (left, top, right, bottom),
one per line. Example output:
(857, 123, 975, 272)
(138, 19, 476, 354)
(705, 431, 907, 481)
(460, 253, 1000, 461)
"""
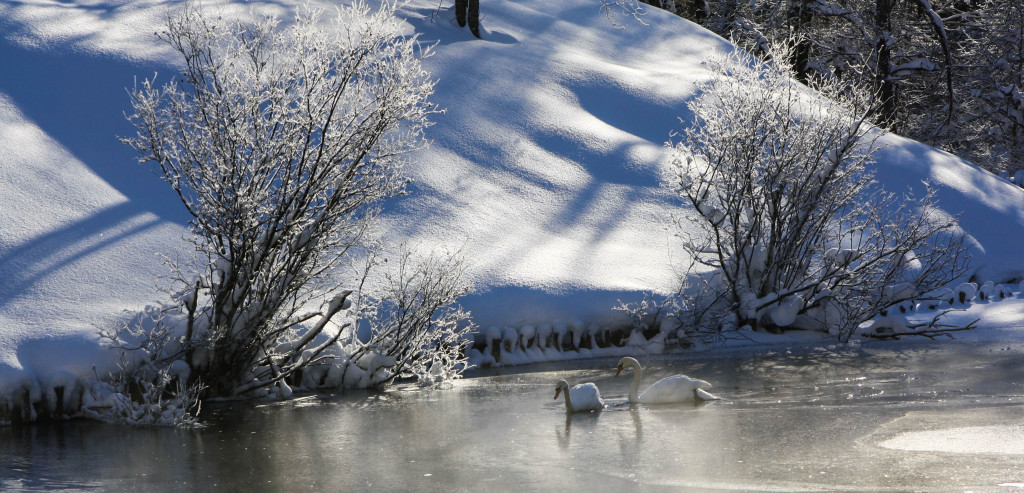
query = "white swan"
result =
(554, 379, 605, 413)
(615, 357, 719, 404)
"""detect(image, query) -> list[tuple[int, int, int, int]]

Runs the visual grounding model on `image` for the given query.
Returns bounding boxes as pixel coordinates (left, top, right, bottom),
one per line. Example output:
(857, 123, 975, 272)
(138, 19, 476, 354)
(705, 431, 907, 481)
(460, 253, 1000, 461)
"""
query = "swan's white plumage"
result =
(616, 356, 719, 404)
(554, 379, 605, 413)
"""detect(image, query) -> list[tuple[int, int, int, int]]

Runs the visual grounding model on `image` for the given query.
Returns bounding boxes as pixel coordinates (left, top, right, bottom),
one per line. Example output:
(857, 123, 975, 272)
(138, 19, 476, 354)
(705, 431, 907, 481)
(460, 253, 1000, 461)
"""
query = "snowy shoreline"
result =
(2, 286, 1022, 426)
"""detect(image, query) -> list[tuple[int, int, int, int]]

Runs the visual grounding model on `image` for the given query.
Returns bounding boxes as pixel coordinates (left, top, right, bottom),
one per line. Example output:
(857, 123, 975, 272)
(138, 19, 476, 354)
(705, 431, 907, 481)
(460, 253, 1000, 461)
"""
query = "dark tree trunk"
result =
(787, 0, 814, 83)
(455, 0, 467, 26)
(875, 0, 898, 127)
(468, 0, 480, 38)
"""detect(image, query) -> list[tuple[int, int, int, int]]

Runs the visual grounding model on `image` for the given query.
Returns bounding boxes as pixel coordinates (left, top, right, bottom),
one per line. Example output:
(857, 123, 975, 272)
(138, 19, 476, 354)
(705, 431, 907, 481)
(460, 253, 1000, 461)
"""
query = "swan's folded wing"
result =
(640, 375, 702, 403)
(570, 382, 605, 410)
(695, 388, 720, 401)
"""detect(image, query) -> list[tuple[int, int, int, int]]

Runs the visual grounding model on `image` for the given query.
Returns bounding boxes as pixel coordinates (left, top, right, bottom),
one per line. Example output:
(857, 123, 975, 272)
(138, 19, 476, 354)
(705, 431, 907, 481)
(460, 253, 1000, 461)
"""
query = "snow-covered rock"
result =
(1013, 170, 1024, 187)
(954, 282, 979, 305)
(978, 281, 996, 301)
(883, 283, 915, 304)
(923, 288, 955, 309)
(865, 315, 909, 336)
(537, 323, 552, 349)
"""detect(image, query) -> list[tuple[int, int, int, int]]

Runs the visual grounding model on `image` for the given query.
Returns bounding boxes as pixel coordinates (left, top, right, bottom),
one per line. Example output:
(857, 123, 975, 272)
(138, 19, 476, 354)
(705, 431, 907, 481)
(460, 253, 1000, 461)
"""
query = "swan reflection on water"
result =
(555, 411, 602, 449)
(555, 404, 654, 467)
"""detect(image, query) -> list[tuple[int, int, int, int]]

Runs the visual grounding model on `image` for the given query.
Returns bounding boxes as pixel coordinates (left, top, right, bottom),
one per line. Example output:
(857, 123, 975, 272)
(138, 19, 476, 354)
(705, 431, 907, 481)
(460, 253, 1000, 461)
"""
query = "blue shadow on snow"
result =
(0, 40, 189, 224)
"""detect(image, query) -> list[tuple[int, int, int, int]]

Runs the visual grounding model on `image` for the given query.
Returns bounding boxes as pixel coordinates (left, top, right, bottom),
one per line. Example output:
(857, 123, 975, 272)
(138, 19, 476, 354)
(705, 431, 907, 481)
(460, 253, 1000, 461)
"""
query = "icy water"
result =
(4, 341, 1024, 492)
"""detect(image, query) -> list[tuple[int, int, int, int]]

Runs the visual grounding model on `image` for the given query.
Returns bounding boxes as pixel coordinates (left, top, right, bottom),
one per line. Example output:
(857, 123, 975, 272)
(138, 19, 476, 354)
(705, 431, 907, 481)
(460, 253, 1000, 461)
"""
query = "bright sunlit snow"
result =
(3, 0, 1024, 411)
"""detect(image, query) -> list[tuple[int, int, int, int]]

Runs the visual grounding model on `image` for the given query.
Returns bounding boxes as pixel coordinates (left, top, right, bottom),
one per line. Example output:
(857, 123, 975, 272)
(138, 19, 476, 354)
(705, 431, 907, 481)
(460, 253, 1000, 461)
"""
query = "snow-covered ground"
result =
(2, 0, 1024, 413)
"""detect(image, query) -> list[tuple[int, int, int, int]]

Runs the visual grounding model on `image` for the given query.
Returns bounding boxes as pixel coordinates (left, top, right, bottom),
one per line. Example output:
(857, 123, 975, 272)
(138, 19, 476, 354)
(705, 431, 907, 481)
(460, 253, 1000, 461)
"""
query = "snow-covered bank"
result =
(466, 281, 1024, 369)
(0, 93, 189, 411)
(2, 0, 1024, 423)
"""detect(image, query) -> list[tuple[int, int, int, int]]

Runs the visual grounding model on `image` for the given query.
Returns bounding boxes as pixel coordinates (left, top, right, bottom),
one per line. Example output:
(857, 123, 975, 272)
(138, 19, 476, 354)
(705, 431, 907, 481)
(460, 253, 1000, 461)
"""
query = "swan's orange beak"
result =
(554, 388, 561, 400)
(615, 364, 623, 377)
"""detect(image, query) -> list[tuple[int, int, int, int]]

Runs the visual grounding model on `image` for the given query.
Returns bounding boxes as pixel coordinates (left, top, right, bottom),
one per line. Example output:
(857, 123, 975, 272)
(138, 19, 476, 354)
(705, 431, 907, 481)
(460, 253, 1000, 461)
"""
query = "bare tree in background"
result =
(950, 0, 1024, 174)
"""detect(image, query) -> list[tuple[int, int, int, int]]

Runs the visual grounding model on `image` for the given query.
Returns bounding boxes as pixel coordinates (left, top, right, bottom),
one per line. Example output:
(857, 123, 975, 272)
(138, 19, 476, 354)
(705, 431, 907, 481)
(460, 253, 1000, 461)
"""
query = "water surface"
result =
(4, 341, 1024, 491)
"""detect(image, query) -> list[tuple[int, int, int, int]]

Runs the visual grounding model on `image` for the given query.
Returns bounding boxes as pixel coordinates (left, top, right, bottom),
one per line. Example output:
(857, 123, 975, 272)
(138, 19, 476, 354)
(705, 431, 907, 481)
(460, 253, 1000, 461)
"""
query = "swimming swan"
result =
(554, 379, 605, 413)
(615, 356, 719, 404)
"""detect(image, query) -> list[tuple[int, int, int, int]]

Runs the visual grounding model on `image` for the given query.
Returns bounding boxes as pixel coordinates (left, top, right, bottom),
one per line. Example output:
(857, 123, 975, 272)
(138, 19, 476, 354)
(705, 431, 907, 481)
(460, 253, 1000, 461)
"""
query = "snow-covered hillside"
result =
(2, 0, 1024, 396)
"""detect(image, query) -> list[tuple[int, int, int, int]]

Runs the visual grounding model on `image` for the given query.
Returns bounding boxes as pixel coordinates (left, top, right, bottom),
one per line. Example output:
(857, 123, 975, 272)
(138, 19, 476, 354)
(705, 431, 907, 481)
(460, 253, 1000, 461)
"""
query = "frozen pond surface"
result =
(4, 341, 1024, 492)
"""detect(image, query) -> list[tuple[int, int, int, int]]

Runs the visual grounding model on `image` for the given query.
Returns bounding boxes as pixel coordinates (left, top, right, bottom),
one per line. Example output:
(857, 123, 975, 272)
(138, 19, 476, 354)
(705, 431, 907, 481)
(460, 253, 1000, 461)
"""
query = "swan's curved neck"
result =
(560, 385, 575, 413)
(628, 364, 643, 403)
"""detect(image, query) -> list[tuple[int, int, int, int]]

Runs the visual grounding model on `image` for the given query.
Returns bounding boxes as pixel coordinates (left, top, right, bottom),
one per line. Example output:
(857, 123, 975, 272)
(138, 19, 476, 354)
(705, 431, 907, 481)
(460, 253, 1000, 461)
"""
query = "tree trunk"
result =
(874, 0, 898, 126)
(468, 0, 480, 38)
(787, 0, 814, 82)
(455, 0, 467, 27)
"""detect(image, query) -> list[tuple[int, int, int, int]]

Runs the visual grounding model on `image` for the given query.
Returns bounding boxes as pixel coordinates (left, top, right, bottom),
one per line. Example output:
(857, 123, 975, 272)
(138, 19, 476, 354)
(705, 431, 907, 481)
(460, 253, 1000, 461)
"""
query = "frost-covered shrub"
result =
(668, 43, 969, 341)
(345, 248, 476, 388)
(121, 2, 439, 397)
(81, 358, 201, 427)
(92, 304, 204, 422)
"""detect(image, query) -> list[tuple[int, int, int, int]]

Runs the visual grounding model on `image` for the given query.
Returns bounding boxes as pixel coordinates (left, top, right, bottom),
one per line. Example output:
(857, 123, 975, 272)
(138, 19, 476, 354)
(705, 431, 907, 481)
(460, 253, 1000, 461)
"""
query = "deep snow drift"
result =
(2, 0, 1024, 407)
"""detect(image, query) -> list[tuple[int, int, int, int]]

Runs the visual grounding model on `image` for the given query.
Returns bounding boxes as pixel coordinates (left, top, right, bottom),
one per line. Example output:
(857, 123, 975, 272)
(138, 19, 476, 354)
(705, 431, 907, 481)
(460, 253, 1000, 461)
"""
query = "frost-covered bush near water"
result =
(119, 1, 440, 400)
(80, 364, 202, 427)
(83, 245, 476, 424)
(667, 41, 970, 342)
(344, 247, 477, 388)
(71, 304, 202, 425)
